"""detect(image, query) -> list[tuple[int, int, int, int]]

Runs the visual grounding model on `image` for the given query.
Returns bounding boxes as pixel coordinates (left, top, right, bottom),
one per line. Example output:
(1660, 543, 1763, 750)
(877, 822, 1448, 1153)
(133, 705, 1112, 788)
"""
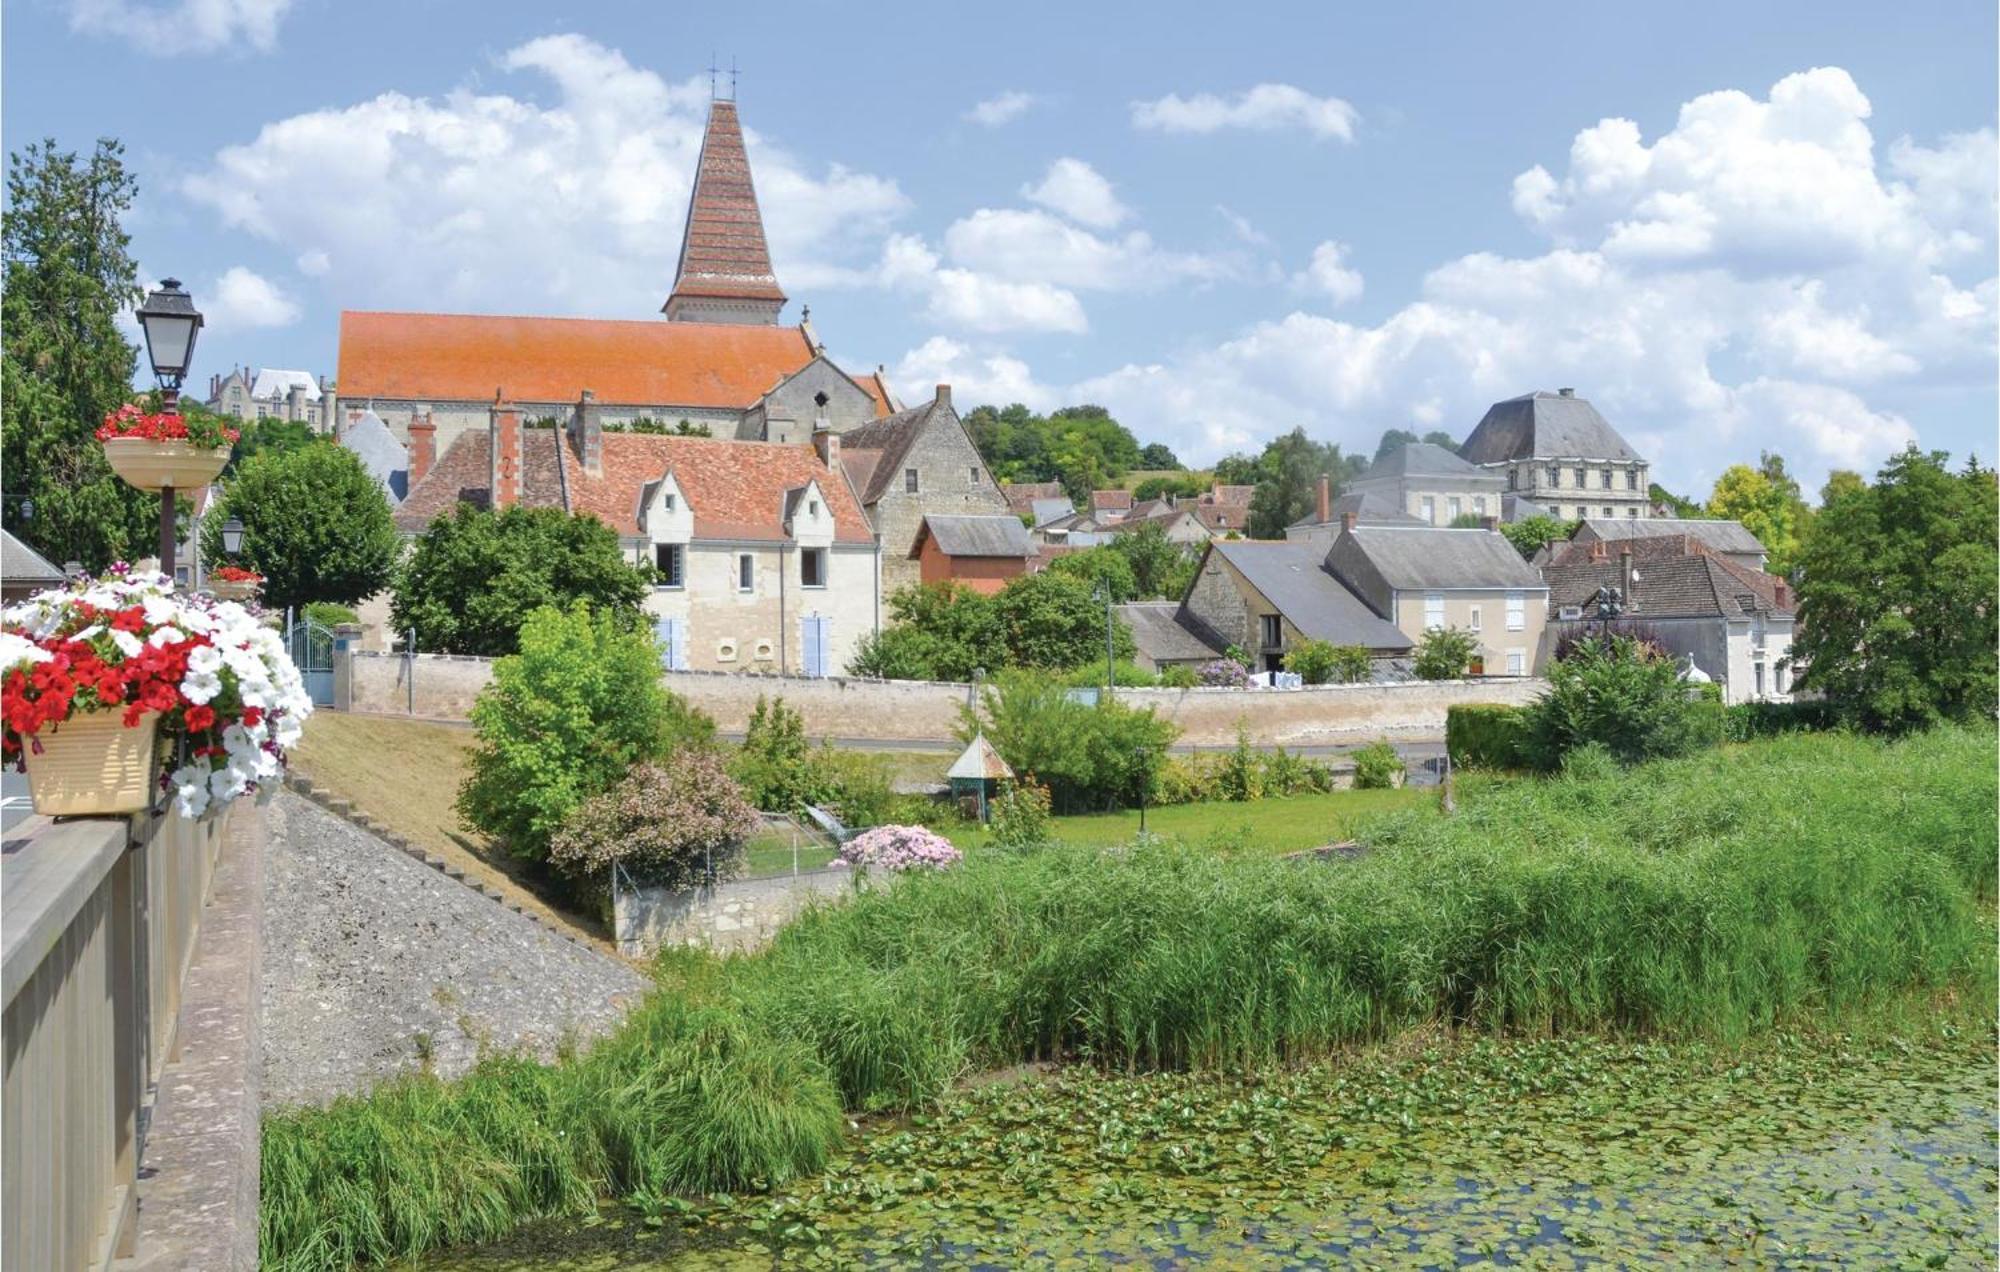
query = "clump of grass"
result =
(261, 726, 1998, 1269)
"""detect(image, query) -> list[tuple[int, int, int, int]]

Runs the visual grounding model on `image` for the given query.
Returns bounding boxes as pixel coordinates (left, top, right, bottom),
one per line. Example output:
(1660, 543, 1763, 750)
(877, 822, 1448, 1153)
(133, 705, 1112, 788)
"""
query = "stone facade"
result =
(633, 539, 879, 676)
(1508, 460, 1651, 522)
(1389, 590, 1545, 677)
(845, 388, 1011, 593)
(740, 355, 888, 444)
(1184, 551, 1268, 659)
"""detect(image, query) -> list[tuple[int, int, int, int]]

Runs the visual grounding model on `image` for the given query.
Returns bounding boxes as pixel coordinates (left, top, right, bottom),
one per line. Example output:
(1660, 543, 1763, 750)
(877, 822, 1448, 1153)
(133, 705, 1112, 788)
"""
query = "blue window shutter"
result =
(670, 618, 687, 671)
(817, 616, 831, 678)
(655, 614, 673, 671)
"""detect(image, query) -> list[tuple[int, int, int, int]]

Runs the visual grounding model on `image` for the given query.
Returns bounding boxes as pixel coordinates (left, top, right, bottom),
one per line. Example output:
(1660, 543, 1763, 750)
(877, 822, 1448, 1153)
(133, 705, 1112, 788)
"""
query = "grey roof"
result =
(915, 514, 1033, 559)
(839, 397, 950, 504)
(1029, 497, 1075, 528)
(1544, 554, 1791, 620)
(1502, 492, 1551, 522)
(1330, 527, 1547, 593)
(1575, 517, 1764, 556)
(1458, 390, 1644, 465)
(2, 529, 65, 585)
(338, 407, 409, 502)
(1115, 601, 1224, 664)
(947, 734, 1013, 782)
(1209, 541, 1413, 651)
(1291, 489, 1426, 529)
(1359, 440, 1487, 482)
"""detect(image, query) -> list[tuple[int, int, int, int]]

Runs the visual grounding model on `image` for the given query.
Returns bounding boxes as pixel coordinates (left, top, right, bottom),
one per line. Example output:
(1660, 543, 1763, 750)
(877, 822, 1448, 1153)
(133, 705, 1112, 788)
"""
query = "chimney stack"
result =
(1773, 580, 1791, 611)
(813, 417, 841, 471)
(1619, 546, 1634, 601)
(1315, 474, 1331, 525)
(490, 396, 521, 509)
(570, 390, 604, 476)
(934, 384, 952, 412)
(1558, 387, 1576, 398)
(408, 409, 436, 486)
(1340, 511, 1357, 534)
(1590, 539, 1608, 563)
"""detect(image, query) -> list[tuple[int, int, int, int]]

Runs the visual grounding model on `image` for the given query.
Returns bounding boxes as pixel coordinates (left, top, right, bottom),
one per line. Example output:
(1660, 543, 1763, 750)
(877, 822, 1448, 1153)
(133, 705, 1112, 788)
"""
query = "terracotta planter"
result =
(210, 578, 262, 603)
(101, 437, 230, 494)
(21, 710, 160, 816)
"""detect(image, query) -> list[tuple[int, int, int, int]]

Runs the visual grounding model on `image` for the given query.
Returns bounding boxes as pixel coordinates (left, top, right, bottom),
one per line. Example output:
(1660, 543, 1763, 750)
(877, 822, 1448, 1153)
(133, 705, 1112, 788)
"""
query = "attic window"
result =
(905, 468, 919, 493)
(663, 493, 676, 512)
(809, 498, 820, 516)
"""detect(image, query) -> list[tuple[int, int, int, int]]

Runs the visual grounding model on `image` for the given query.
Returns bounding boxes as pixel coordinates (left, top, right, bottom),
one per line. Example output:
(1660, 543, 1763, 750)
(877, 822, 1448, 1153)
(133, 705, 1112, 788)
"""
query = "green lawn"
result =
(946, 786, 1432, 858)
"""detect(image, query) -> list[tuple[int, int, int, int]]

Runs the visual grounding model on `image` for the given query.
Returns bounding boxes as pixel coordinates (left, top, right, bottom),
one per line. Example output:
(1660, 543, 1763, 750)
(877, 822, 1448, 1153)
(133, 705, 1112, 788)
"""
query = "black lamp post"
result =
(1593, 584, 1625, 645)
(220, 516, 245, 556)
(135, 279, 205, 581)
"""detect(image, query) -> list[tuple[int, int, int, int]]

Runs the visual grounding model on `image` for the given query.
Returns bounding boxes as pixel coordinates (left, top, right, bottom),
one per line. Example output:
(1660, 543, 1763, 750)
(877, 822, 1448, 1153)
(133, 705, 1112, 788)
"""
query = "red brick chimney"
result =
(1340, 511, 1357, 534)
(489, 396, 521, 509)
(1590, 539, 1609, 563)
(407, 409, 437, 486)
(1316, 474, 1331, 524)
(1774, 580, 1791, 610)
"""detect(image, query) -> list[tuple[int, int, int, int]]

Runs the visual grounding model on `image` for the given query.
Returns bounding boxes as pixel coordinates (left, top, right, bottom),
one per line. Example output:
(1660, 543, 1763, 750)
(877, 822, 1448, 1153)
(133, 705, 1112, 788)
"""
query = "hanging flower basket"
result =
(3, 567, 313, 819)
(208, 566, 263, 603)
(96, 405, 237, 493)
(21, 709, 160, 815)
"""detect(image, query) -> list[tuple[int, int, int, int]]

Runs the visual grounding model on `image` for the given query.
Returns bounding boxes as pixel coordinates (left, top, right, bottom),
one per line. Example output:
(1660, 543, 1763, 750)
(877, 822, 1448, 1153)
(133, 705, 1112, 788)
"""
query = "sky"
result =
(4, 0, 1995, 498)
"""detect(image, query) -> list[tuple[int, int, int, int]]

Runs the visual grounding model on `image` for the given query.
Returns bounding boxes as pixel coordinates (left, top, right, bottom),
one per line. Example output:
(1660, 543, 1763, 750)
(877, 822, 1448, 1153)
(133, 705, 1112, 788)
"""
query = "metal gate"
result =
(286, 618, 335, 706)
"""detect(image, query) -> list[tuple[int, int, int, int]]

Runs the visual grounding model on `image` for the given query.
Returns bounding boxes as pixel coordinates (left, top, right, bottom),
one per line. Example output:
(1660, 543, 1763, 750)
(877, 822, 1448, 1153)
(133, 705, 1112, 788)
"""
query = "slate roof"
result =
(1543, 554, 1792, 620)
(395, 425, 872, 544)
(1116, 601, 1224, 664)
(839, 397, 948, 505)
(1458, 390, 1644, 465)
(1208, 540, 1413, 651)
(1502, 493, 1551, 522)
(666, 100, 786, 308)
(1028, 497, 1075, 528)
(1290, 489, 1426, 529)
(1358, 440, 1489, 481)
(248, 368, 321, 402)
(1001, 481, 1066, 514)
(1575, 516, 1764, 557)
(337, 407, 409, 502)
(1328, 527, 1546, 597)
(913, 514, 1033, 559)
(2, 529, 65, 585)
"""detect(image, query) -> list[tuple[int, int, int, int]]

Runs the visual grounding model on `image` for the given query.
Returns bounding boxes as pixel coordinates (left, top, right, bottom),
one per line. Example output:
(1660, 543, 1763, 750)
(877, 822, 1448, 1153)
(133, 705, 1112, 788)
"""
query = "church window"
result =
(801, 547, 827, 588)
(905, 468, 920, 493)
(654, 543, 685, 588)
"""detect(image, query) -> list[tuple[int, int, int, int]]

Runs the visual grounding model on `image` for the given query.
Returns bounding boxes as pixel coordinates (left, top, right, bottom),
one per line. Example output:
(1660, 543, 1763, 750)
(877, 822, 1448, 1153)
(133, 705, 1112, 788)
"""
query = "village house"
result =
(394, 395, 879, 676)
(1115, 600, 1225, 672)
(1088, 489, 1134, 522)
(1190, 483, 1254, 535)
(909, 514, 1036, 594)
(834, 385, 1011, 592)
(1457, 389, 1651, 522)
(1109, 498, 1212, 545)
(1180, 538, 1413, 673)
(1565, 516, 1768, 572)
(1000, 481, 1067, 520)
(332, 99, 895, 456)
(1324, 518, 1550, 677)
(1539, 535, 1796, 703)
(1287, 475, 1425, 545)
(1342, 441, 1508, 526)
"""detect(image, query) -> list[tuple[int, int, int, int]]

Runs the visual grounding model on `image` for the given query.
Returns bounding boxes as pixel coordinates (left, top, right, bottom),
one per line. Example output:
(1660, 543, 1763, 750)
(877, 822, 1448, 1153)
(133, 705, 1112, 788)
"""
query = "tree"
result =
(392, 504, 650, 655)
(224, 416, 320, 476)
(964, 401, 1164, 500)
(1707, 451, 1812, 576)
(1210, 453, 1262, 487)
(202, 444, 398, 612)
(1371, 428, 1456, 464)
(847, 581, 1002, 681)
(1649, 482, 1704, 518)
(1245, 428, 1359, 538)
(458, 602, 696, 862)
(1499, 515, 1576, 560)
(547, 754, 758, 887)
(1448, 512, 1485, 529)
(1132, 472, 1208, 502)
(1793, 447, 1997, 732)
(992, 569, 1134, 669)
(1137, 442, 1180, 469)
(1411, 627, 1480, 680)
(1045, 545, 1138, 602)
(0, 138, 154, 569)
(1522, 635, 1701, 769)
(1819, 469, 1865, 505)
(1110, 520, 1199, 599)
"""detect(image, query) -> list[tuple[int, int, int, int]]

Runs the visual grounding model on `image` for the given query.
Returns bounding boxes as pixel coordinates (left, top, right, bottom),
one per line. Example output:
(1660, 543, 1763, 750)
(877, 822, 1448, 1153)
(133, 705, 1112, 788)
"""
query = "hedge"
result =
(1445, 704, 1529, 770)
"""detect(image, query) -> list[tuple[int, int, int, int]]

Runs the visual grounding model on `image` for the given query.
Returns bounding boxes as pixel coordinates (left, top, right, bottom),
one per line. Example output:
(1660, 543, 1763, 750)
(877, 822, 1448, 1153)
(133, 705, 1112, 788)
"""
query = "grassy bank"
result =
(945, 784, 1428, 856)
(261, 727, 1998, 1270)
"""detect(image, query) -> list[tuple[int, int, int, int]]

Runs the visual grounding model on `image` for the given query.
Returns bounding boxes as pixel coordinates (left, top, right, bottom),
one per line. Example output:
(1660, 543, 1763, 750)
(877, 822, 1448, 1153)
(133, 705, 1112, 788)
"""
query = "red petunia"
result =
(184, 704, 216, 732)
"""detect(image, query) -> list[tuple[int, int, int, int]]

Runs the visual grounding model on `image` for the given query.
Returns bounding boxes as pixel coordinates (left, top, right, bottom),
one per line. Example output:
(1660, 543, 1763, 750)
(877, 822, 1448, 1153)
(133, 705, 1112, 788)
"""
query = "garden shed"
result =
(947, 734, 1013, 821)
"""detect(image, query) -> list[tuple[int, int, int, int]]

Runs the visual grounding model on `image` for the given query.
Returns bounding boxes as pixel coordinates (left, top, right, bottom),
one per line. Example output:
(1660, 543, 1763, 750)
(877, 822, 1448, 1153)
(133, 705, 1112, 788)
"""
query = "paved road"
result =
(1, 770, 31, 834)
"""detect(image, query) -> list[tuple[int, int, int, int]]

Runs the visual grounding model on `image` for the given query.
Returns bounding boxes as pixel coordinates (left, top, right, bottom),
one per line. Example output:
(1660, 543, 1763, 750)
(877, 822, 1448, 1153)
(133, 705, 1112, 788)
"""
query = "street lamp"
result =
(220, 516, 245, 556)
(133, 278, 206, 582)
(1593, 584, 1624, 645)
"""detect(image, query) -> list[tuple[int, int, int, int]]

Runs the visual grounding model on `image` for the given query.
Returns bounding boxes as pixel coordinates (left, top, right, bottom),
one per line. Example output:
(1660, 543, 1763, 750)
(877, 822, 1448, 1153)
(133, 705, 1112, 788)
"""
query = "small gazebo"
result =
(947, 733, 1013, 822)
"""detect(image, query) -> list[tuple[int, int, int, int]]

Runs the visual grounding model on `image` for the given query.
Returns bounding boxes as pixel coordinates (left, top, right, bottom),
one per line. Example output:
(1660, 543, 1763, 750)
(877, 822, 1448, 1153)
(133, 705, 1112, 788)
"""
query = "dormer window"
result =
(809, 498, 819, 516)
(663, 493, 676, 512)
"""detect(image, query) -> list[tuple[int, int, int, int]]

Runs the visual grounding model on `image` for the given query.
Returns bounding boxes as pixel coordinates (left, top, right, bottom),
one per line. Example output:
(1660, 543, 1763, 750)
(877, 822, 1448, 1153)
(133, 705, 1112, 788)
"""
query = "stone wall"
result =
(340, 650, 1545, 745)
(615, 869, 853, 957)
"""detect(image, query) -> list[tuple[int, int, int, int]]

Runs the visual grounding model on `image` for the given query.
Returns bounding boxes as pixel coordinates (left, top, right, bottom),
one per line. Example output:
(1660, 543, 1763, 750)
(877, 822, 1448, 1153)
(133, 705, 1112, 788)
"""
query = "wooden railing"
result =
(2, 804, 227, 1272)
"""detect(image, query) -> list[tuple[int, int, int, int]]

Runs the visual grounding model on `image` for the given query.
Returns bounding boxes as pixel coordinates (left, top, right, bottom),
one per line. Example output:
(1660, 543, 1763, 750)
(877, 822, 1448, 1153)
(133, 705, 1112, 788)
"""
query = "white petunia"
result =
(0, 633, 52, 677)
(180, 671, 223, 705)
(186, 645, 223, 676)
(109, 629, 144, 659)
(146, 626, 186, 647)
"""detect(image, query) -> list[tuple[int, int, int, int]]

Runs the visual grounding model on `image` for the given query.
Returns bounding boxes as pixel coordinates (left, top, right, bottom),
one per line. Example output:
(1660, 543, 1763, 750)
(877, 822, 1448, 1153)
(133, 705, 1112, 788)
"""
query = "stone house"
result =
(1343, 441, 1507, 526)
(1113, 500, 1212, 545)
(1191, 483, 1254, 535)
(1115, 601, 1224, 672)
(1089, 489, 1133, 522)
(1325, 520, 1550, 677)
(1564, 516, 1767, 572)
(1458, 389, 1651, 522)
(909, 514, 1035, 594)
(204, 366, 332, 429)
(395, 397, 879, 676)
(1181, 539, 1412, 673)
(1540, 536, 1796, 703)
(1287, 476, 1425, 546)
(1001, 481, 1067, 519)
(836, 385, 1011, 593)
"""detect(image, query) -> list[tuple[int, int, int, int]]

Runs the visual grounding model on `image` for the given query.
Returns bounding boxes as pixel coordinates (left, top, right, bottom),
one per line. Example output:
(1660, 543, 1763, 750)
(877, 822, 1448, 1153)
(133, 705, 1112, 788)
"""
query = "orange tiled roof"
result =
(667, 101, 785, 309)
(337, 311, 826, 408)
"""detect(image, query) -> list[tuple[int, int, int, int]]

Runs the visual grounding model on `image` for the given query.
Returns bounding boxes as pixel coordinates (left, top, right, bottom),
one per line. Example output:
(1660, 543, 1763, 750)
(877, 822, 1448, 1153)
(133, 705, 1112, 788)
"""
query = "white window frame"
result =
(1424, 593, 1445, 630)
(1448, 496, 1462, 521)
(1473, 495, 1487, 515)
(800, 546, 828, 589)
(1505, 591, 1526, 632)
(654, 542, 685, 589)
(1506, 649, 1525, 676)
(737, 553, 754, 593)
(1468, 604, 1482, 632)
(1420, 496, 1436, 523)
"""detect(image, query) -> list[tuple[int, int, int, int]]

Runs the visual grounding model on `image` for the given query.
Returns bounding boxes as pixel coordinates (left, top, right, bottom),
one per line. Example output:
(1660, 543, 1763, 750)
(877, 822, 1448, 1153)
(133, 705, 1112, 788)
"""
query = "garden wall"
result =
(614, 869, 854, 957)
(338, 651, 1545, 747)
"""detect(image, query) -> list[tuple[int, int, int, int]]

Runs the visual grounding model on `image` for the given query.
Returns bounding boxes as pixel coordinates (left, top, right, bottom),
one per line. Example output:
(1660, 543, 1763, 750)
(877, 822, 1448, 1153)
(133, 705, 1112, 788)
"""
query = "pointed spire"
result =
(664, 99, 786, 324)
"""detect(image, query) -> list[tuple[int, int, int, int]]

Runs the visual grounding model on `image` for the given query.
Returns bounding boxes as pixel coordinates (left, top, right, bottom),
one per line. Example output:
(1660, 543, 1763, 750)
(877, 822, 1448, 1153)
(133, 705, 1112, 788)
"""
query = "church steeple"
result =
(664, 99, 787, 324)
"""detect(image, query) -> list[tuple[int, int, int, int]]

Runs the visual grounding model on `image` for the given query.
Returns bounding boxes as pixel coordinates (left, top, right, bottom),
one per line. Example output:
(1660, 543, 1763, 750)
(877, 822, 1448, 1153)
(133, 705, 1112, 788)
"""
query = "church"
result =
(334, 98, 900, 456)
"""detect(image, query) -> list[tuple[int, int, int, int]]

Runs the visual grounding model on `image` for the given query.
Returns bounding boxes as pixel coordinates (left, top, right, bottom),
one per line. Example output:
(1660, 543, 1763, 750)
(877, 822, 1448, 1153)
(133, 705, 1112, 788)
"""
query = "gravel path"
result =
(262, 792, 649, 1107)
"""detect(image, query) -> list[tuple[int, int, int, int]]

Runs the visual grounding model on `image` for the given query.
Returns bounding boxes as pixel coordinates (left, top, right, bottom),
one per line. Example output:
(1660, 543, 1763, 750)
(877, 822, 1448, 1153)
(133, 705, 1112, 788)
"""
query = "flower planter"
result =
(21, 710, 160, 816)
(101, 438, 230, 494)
(209, 578, 262, 603)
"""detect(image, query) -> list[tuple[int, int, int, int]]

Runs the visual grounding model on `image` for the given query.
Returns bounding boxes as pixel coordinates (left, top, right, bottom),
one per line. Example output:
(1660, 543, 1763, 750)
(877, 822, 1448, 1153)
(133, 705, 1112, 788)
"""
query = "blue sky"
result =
(6, 0, 1994, 496)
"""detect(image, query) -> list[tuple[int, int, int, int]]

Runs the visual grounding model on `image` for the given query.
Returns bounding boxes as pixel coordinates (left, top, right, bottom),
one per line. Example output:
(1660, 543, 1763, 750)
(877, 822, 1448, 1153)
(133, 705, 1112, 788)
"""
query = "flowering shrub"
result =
(1197, 657, 1252, 688)
(2, 568, 312, 817)
(95, 403, 239, 449)
(548, 753, 758, 887)
(835, 824, 963, 872)
(210, 565, 264, 583)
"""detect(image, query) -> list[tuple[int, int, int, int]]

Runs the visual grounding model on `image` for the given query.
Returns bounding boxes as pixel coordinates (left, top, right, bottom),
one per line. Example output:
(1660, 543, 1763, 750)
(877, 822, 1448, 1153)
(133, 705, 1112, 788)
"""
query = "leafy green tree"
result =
(960, 671, 1177, 812)
(1522, 635, 1701, 769)
(1245, 427, 1359, 538)
(1411, 626, 1480, 680)
(1210, 453, 1263, 487)
(1648, 481, 1704, 518)
(224, 416, 320, 476)
(1045, 545, 1138, 602)
(1707, 451, 1813, 576)
(731, 696, 821, 814)
(963, 401, 1153, 500)
(993, 569, 1134, 670)
(0, 138, 154, 569)
(1137, 442, 1180, 469)
(459, 603, 694, 862)
(847, 581, 1002, 681)
(393, 504, 650, 655)
(1499, 515, 1576, 559)
(1793, 447, 1997, 732)
(1282, 638, 1340, 684)
(1371, 428, 1456, 465)
(1132, 472, 1208, 501)
(202, 444, 398, 612)
(1819, 469, 1865, 505)
(1110, 520, 1199, 599)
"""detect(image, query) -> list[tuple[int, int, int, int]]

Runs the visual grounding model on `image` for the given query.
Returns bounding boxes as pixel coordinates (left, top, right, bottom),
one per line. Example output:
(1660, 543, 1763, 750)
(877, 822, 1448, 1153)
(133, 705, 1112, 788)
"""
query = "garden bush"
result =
(1446, 704, 1529, 770)
(836, 825, 964, 872)
(1059, 660, 1162, 688)
(1158, 663, 1199, 688)
(1411, 626, 1479, 680)
(1520, 635, 1701, 771)
(987, 779, 1053, 852)
(1197, 657, 1252, 688)
(1350, 742, 1402, 789)
(548, 753, 758, 888)
(1283, 639, 1373, 685)
(301, 600, 358, 628)
(730, 696, 894, 825)
(1724, 698, 1837, 741)
(962, 672, 1177, 812)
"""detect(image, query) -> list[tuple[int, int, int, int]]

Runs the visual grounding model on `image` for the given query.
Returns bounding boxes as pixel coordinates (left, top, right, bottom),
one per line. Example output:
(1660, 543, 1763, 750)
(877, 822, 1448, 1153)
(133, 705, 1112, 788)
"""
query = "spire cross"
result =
(706, 53, 719, 99)
(729, 57, 739, 101)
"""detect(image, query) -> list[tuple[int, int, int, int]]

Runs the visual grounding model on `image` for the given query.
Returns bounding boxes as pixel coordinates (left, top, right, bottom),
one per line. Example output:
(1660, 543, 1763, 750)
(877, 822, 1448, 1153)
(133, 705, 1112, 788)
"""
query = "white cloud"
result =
(1066, 69, 1991, 493)
(877, 235, 1087, 334)
(943, 208, 1231, 291)
(206, 266, 299, 330)
(294, 248, 329, 277)
(182, 34, 907, 318)
(966, 91, 1037, 128)
(1295, 240, 1364, 305)
(1021, 158, 1129, 229)
(894, 337, 1060, 413)
(68, 0, 291, 54)
(1131, 84, 1359, 141)
(1217, 206, 1272, 248)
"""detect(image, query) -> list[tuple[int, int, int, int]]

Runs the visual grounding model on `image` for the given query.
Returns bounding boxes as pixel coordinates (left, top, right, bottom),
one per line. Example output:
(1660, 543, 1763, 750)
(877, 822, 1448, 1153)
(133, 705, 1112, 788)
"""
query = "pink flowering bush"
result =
(1197, 657, 1252, 688)
(835, 824, 962, 872)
